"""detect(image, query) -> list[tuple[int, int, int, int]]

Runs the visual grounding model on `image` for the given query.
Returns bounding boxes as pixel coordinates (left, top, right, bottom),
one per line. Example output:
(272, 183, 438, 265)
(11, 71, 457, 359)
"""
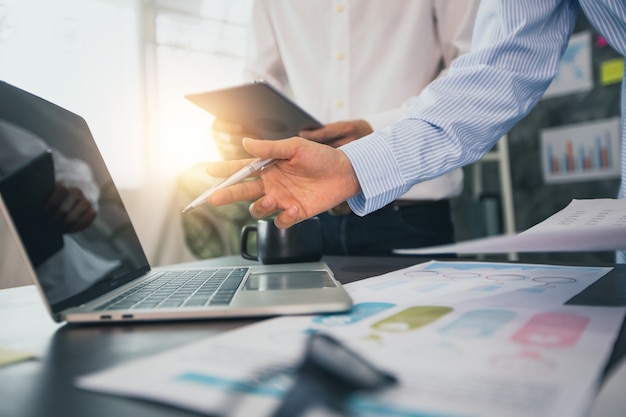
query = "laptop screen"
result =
(0, 81, 150, 313)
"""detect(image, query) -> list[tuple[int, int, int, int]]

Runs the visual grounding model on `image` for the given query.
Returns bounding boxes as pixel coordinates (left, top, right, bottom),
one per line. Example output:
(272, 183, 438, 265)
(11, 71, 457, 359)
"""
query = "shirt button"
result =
(336, 4, 345, 13)
(337, 100, 344, 108)
(337, 52, 345, 61)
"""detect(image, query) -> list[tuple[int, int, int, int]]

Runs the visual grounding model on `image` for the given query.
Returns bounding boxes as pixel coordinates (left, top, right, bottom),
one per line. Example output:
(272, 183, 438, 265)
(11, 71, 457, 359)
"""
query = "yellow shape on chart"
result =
(0, 347, 36, 367)
(371, 306, 453, 333)
(600, 58, 624, 86)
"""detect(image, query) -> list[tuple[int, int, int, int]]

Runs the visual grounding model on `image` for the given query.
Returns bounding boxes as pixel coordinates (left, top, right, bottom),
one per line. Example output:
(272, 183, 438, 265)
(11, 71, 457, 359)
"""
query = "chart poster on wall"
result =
(542, 31, 593, 99)
(540, 117, 621, 184)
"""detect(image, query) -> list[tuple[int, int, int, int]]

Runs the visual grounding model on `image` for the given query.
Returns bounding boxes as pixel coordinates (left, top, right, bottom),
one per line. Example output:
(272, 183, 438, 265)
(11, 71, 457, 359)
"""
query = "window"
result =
(0, 0, 253, 187)
(149, 0, 253, 176)
(0, 0, 144, 187)
(0, 0, 254, 263)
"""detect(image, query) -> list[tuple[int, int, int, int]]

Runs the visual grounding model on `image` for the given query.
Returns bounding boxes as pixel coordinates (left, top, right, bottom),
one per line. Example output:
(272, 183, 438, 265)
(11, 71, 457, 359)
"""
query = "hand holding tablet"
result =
(186, 80, 322, 140)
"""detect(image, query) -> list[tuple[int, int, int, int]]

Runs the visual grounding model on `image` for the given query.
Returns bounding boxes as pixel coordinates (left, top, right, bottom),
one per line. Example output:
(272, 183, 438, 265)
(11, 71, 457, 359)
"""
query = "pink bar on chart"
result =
(512, 312, 589, 348)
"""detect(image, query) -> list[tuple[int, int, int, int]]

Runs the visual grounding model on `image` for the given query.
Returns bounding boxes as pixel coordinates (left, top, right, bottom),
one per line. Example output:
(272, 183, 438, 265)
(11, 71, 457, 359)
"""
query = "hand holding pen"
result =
(200, 137, 361, 230)
(182, 157, 276, 213)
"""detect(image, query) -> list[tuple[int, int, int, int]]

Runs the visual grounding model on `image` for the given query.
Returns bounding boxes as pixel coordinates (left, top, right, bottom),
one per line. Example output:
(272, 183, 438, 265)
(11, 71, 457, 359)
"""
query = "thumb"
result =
(242, 137, 302, 160)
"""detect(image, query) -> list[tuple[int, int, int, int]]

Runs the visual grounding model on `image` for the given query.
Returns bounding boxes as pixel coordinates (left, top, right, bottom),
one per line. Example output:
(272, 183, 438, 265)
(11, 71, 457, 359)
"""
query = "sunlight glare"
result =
(158, 100, 220, 179)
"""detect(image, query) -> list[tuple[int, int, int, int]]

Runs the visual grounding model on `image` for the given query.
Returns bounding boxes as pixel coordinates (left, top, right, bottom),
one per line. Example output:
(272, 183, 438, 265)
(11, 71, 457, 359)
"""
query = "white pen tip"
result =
(182, 205, 193, 213)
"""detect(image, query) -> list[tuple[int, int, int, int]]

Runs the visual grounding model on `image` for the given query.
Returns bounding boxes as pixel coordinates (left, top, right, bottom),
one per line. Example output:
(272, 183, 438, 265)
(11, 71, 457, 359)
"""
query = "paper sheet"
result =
(76, 261, 625, 417)
(396, 198, 626, 255)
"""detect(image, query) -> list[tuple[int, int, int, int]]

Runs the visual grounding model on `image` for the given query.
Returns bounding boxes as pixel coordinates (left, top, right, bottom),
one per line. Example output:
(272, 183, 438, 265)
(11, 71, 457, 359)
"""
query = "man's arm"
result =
(206, 0, 579, 228)
(299, 0, 482, 149)
(361, 0, 482, 132)
(344, 0, 579, 215)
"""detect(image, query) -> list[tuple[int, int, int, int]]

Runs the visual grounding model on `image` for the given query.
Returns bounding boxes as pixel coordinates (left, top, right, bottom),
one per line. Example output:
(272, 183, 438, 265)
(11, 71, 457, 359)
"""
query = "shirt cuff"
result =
(340, 130, 411, 216)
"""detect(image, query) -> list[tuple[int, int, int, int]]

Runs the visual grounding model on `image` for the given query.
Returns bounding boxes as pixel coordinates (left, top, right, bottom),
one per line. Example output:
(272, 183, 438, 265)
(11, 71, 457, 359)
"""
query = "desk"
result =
(0, 256, 421, 417)
(1, 256, 626, 417)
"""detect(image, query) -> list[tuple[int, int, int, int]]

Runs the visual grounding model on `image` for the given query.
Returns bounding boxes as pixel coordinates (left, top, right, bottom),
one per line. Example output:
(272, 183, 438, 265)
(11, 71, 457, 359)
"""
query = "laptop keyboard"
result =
(99, 267, 248, 311)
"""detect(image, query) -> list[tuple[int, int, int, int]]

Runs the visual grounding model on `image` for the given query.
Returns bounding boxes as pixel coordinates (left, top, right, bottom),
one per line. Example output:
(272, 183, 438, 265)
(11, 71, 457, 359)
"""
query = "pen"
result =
(182, 157, 276, 213)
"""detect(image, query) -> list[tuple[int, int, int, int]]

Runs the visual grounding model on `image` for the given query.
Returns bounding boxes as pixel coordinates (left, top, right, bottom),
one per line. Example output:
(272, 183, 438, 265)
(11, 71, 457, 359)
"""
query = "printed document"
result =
(396, 198, 626, 255)
(76, 261, 625, 417)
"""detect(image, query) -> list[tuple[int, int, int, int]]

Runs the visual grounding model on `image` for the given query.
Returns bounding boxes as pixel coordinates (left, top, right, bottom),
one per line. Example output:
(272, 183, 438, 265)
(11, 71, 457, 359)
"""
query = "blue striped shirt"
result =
(342, 0, 626, 260)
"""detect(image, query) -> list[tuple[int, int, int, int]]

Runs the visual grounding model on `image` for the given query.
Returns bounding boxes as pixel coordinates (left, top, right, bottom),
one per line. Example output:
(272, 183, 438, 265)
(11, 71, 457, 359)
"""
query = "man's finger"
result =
(242, 137, 304, 161)
(249, 195, 278, 219)
(208, 179, 264, 206)
(274, 205, 301, 229)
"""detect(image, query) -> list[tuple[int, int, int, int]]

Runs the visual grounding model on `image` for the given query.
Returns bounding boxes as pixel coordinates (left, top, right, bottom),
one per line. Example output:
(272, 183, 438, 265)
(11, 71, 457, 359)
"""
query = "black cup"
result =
(240, 217, 323, 264)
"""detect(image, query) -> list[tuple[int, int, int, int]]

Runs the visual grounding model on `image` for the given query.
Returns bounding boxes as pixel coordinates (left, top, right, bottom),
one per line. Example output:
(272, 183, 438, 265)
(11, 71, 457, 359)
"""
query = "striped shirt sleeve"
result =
(342, 0, 580, 215)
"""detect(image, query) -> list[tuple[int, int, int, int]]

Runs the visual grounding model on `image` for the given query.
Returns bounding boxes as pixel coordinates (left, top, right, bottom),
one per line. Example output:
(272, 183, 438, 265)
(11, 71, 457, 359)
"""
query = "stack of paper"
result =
(396, 199, 626, 255)
(76, 260, 625, 417)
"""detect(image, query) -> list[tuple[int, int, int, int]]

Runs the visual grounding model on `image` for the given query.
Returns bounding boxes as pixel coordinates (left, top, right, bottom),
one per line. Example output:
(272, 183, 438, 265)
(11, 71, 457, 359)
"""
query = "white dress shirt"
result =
(244, 0, 480, 201)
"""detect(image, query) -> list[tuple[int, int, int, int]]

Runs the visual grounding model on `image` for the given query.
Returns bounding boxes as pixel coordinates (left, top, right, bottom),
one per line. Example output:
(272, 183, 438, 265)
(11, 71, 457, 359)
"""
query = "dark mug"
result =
(240, 217, 323, 264)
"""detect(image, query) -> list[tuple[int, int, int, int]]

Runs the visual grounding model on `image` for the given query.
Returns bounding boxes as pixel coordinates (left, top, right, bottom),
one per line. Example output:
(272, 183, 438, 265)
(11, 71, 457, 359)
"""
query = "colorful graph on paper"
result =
(75, 261, 626, 417)
(540, 117, 621, 184)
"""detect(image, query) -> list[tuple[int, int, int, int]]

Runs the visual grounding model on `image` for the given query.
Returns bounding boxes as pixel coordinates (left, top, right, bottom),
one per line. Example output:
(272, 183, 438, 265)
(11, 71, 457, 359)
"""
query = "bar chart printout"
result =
(540, 118, 621, 184)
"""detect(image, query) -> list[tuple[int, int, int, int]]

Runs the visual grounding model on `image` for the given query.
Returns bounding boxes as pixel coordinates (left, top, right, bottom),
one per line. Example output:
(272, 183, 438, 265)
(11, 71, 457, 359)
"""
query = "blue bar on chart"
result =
(541, 118, 620, 184)
(546, 134, 611, 174)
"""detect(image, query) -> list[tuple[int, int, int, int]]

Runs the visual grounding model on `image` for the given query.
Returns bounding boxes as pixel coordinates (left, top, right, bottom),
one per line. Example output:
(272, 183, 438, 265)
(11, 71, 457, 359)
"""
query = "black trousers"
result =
(318, 200, 454, 256)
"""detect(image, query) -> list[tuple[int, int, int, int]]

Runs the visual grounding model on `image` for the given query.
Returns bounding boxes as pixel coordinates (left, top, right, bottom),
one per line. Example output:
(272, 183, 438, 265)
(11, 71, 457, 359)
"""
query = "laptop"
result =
(0, 81, 352, 323)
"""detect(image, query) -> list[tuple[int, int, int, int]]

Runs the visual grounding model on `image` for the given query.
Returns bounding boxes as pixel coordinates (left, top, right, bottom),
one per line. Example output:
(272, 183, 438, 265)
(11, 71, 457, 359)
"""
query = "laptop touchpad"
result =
(245, 271, 335, 291)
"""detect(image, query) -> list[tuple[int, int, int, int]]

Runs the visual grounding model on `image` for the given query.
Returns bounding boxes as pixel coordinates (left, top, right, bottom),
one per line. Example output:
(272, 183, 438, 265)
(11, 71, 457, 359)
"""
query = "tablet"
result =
(0, 150, 64, 267)
(185, 80, 323, 140)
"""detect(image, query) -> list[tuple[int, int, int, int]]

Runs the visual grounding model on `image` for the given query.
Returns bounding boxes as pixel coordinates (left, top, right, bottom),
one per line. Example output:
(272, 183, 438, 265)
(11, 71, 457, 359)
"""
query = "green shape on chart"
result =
(371, 306, 453, 333)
